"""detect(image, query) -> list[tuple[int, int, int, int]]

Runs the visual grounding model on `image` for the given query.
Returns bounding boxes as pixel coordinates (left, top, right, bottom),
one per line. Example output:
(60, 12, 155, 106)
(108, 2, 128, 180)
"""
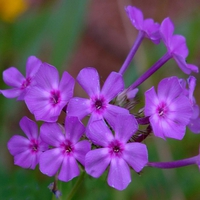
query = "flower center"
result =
(157, 102, 167, 117)
(21, 77, 31, 90)
(60, 140, 74, 155)
(91, 95, 107, 114)
(108, 140, 124, 157)
(50, 90, 61, 106)
(95, 99, 103, 110)
(29, 139, 39, 153)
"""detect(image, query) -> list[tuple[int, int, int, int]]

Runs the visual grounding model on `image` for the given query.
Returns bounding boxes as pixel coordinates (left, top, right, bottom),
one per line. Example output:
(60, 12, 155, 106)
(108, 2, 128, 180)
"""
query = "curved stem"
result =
(128, 52, 171, 90)
(119, 31, 145, 75)
(147, 155, 200, 169)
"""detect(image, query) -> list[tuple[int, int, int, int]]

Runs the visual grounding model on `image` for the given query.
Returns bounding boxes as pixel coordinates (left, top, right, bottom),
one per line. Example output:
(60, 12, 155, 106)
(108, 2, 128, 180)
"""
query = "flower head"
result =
(144, 76, 192, 140)
(160, 17, 198, 74)
(7, 116, 48, 169)
(25, 62, 75, 122)
(39, 116, 91, 182)
(85, 114, 148, 190)
(0, 56, 42, 100)
(67, 67, 129, 128)
(125, 6, 161, 44)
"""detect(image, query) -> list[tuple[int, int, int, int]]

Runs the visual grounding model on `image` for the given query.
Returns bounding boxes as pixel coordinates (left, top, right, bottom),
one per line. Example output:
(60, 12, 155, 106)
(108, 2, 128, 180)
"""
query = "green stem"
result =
(66, 172, 85, 200)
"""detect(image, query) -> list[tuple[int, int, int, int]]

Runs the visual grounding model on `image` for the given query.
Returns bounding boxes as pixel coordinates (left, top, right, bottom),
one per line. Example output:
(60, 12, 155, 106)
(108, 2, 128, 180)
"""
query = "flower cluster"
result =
(1, 5, 200, 194)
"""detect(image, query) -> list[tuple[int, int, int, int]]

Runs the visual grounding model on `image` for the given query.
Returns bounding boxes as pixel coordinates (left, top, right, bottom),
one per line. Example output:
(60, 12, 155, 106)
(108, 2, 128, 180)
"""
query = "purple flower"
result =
(125, 6, 160, 44)
(67, 67, 129, 128)
(39, 116, 91, 182)
(25, 63, 75, 122)
(180, 76, 200, 133)
(144, 76, 192, 140)
(85, 114, 148, 190)
(7, 116, 48, 169)
(160, 17, 198, 74)
(0, 56, 42, 100)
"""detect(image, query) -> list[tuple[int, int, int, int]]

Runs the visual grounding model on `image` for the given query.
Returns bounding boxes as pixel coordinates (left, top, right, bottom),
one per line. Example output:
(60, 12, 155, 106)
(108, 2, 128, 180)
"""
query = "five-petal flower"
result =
(67, 67, 129, 128)
(39, 116, 91, 182)
(144, 76, 192, 140)
(0, 56, 42, 100)
(85, 114, 148, 190)
(7, 116, 48, 169)
(25, 62, 75, 122)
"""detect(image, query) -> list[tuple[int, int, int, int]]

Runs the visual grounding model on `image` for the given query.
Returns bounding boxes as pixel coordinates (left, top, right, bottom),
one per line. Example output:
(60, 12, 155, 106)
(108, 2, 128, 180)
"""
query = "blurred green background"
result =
(0, 0, 200, 199)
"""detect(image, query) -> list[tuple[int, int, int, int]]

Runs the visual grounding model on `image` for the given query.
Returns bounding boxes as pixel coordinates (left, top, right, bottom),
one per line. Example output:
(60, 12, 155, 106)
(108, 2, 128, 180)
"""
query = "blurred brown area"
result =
(67, 0, 200, 97)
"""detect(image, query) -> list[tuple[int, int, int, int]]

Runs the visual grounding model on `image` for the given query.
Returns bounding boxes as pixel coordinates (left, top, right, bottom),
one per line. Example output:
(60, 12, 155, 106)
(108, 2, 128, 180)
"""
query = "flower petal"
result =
(14, 150, 38, 169)
(34, 63, 59, 91)
(85, 148, 110, 178)
(67, 97, 91, 119)
(59, 71, 75, 102)
(40, 123, 65, 147)
(101, 72, 124, 102)
(7, 135, 29, 156)
(77, 67, 100, 97)
(144, 86, 159, 116)
(87, 120, 113, 146)
(114, 114, 138, 143)
(65, 116, 85, 143)
(39, 148, 63, 177)
(74, 140, 91, 166)
(26, 56, 42, 78)
(125, 6, 144, 30)
(123, 143, 148, 172)
(58, 156, 80, 182)
(157, 77, 182, 104)
(19, 116, 38, 140)
(0, 88, 22, 98)
(107, 157, 131, 190)
(103, 104, 129, 129)
(2, 67, 25, 87)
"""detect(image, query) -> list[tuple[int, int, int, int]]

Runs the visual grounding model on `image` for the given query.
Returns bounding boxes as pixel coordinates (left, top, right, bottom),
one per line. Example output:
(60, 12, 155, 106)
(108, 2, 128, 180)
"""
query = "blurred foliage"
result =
(0, 1, 200, 200)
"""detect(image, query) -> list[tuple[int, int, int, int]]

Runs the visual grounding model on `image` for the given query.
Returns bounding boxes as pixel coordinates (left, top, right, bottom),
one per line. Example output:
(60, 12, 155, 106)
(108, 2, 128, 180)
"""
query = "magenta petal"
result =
(160, 17, 174, 45)
(187, 64, 199, 73)
(125, 6, 144, 30)
(14, 150, 38, 169)
(7, 135, 29, 156)
(85, 148, 110, 178)
(77, 67, 100, 97)
(103, 104, 129, 129)
(87, 120, 113, 147)
(107, 157, 131, 190)
(74, 140, 91, 166)
(123, 143, 148, 172)
(67, 97, 91, 119)
(171, 35, 188, 57)
(40, 123, 65, 147)
(35, 63, 59, 91)
(101, 72, 124, 102)
(114, 114, 138, 143)
(188, 118, 200, 133)
(169, 96, 192, 124)
(64, 117, 85, 143)
(59, 71, 75, 101)
(144, 86, 159, 116)
(3, 67, 25, 87)
(58, 156, 80, 182)
(26, 56, 42, 77)
(39, 149, 63, 177)
(157, 77, 182, 103)
(150, 114, 185, 140)
(0, 88, 22, 98)
(19, 116, 38, 140)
